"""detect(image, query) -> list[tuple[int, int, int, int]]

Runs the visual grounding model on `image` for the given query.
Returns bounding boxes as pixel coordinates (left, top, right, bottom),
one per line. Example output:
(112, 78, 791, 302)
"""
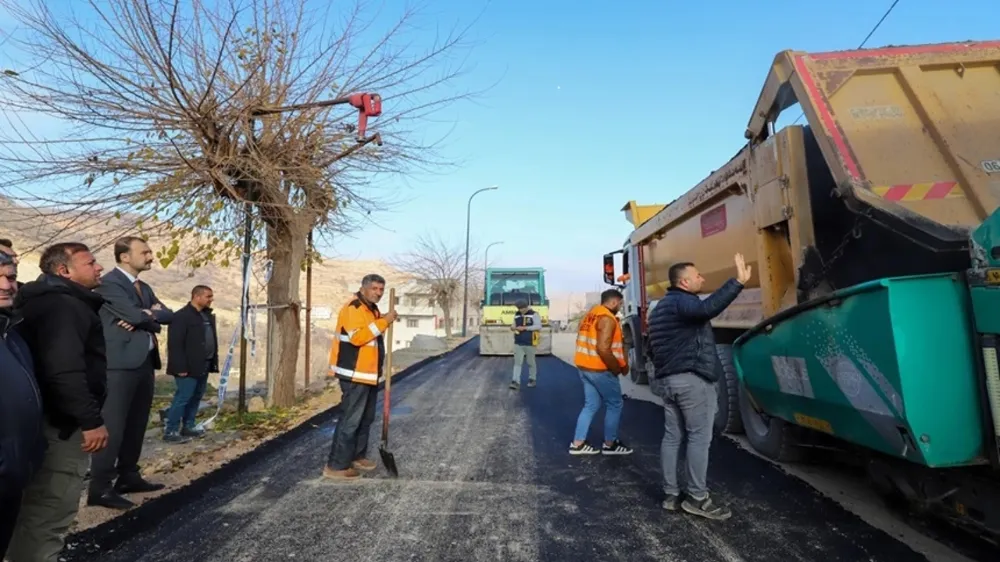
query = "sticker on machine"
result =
(700, 204, 727, 238)
(982, 159, 1000, 174)
(771, 356, 815, 398)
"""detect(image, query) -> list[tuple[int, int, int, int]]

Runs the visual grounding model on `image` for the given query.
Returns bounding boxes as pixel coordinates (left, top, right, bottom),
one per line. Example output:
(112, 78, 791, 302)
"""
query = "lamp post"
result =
(484, 241, 503, 272)
(462, 185, 498, 337)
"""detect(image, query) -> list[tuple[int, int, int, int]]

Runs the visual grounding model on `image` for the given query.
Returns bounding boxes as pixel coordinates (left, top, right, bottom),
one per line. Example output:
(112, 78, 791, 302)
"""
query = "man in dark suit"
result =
(88, 236, 173, 509)
(164, 285, 219, 442)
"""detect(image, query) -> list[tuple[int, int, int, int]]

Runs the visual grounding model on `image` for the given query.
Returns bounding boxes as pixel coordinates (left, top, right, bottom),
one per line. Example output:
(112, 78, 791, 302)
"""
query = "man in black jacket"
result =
(164, 285, 219, 442)
(6, 242, 110, 562)
(0, 251, 44, 559)
(646, 253, 751, 521)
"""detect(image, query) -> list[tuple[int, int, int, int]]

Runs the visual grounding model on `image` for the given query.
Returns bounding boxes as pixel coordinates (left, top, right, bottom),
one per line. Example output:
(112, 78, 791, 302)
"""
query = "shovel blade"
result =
(379, 445, 399, 478)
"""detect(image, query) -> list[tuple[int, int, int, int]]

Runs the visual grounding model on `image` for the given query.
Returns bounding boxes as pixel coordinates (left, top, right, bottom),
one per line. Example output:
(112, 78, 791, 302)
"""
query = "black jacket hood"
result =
(15, 274, 105, 311)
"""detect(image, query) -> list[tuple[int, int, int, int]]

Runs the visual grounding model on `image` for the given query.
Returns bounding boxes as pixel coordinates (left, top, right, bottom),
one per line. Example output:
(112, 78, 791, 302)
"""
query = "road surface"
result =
(65, 338, 964, 562)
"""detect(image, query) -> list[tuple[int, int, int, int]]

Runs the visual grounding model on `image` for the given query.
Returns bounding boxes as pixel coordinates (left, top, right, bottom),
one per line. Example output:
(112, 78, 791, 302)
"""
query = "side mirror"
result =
(603, 253, 615, 285)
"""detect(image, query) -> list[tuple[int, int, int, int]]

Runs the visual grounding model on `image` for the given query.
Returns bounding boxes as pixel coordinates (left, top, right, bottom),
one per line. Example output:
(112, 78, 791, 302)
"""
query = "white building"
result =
(389, 280, 481, 348)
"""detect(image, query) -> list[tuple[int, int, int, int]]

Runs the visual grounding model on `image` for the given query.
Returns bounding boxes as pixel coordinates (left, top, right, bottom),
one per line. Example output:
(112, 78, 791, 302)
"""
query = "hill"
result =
(0, 198, 411, 390)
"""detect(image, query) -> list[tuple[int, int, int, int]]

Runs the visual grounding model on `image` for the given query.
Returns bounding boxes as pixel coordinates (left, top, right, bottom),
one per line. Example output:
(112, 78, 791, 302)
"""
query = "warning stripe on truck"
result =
(871, 181, 962, 201)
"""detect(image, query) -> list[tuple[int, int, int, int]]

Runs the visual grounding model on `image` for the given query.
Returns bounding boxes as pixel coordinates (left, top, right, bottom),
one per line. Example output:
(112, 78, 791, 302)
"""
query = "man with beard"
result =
(6, 243, 109, 562)
(570, 289, 633, 456)
(87, 236, 173, 509)
(163, 285, 219, 442)
(0, 251, 43, 559)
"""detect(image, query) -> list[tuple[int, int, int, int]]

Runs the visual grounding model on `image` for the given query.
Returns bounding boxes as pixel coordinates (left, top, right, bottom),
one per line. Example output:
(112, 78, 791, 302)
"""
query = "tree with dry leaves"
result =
(0, 0, 479, 407)
(391, 232, 481, 337)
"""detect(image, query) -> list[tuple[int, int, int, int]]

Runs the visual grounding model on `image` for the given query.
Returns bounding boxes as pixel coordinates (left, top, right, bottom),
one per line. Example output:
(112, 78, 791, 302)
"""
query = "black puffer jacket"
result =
(15, 274, 108, 438)
(0, 311, 45, 497)
(647, 279, 744, 383)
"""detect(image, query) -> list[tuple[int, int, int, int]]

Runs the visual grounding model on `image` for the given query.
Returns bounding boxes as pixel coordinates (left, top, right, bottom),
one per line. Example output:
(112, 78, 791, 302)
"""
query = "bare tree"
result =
(391, 232, 479, 337)
(0, 0, 479, 407)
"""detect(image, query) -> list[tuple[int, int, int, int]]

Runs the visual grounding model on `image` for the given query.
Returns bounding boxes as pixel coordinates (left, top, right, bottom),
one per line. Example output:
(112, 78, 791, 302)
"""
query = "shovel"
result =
(378, 287, 399, 477)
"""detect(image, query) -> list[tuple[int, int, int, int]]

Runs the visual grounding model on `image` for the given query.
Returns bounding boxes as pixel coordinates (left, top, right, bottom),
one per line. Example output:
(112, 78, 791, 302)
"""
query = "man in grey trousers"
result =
(646, 253, 751, 521)
(87, 236, 172, 509)
(508, 300, 542, 390)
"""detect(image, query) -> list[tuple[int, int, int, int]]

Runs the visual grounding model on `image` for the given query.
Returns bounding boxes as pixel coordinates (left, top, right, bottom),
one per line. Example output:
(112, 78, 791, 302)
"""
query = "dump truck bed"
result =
(749, 40, 1000, 230)
(628, 40, 1000, 322)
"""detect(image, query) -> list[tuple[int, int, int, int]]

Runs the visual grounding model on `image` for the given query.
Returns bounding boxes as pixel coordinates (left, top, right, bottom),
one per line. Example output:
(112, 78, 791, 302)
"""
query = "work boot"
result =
(681, 495, 732, 521)
(322, 466, 361, 480)
(352, 458, 377, 472)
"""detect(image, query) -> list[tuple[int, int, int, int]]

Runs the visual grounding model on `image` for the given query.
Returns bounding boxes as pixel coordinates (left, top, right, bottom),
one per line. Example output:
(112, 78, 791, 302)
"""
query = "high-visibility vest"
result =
(328, 294, 390, 386)
(574, 305, 626, 372)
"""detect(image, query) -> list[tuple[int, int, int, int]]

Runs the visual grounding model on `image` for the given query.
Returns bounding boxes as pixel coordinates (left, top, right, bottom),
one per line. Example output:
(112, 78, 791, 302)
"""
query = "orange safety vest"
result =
(574, 305, 627, 372)
(328, 294, 390, 386)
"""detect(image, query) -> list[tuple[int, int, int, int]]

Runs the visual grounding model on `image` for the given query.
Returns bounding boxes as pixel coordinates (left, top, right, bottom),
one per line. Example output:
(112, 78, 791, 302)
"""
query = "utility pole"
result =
(238, 203, 252, 421)
(304, 229, 313, 389)
(461, 186, 498, 337)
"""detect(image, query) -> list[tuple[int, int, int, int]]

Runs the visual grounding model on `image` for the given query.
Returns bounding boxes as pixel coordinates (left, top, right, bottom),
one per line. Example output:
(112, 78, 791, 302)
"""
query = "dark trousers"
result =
(327, 379, 378, 470)
(1, 491, 21, 559)
(164, 374, 208, 433)
(89, 354, 155, 494)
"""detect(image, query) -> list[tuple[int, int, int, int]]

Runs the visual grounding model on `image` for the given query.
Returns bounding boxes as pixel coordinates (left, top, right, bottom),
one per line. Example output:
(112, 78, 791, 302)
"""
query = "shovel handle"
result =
(381, 288, 395, 442)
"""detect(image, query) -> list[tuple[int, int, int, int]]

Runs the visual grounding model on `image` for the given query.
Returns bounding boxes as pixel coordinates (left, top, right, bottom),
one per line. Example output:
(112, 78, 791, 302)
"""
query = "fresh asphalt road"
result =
(65, 338, 939, 562)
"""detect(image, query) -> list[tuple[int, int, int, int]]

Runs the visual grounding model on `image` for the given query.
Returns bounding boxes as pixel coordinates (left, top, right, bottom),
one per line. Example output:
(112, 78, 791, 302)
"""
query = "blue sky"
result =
(326, 0, 1000, 291)
(1, 1, 997, 292)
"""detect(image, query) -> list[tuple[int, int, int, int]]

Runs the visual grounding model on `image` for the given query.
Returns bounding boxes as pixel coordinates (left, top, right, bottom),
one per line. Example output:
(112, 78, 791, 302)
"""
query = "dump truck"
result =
(478, 267, 553, 355)
(601, 39, 1000, 539)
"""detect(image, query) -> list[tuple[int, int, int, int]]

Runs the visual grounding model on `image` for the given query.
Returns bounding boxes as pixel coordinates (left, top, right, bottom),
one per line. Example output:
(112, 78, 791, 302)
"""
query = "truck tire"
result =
(713, 344, 744, 435)
(738, 384, 803, 462)
(623, 330, 649, 385)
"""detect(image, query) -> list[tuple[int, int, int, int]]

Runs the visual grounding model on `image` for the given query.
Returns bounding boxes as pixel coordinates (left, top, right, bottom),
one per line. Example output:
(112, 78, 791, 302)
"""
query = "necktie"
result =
(134, 280, 158, 350)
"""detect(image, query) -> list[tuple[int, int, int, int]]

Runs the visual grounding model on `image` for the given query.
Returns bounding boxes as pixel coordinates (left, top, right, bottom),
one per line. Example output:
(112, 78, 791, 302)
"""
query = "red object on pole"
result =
(347, 93, 382, 140)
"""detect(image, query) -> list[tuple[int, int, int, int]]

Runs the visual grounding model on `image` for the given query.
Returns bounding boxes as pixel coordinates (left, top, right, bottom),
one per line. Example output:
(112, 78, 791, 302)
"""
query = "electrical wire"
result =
(790, 0, 902, 125)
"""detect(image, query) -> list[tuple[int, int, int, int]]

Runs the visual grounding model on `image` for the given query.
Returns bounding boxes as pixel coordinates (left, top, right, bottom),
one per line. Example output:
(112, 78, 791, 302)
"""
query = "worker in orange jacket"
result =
(570, 288, 633, 456)
(323, 273, 398, 480)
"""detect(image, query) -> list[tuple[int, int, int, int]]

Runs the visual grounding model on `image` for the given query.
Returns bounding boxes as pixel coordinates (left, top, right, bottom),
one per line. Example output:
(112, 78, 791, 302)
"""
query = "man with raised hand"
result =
(647, 253, 751, 521)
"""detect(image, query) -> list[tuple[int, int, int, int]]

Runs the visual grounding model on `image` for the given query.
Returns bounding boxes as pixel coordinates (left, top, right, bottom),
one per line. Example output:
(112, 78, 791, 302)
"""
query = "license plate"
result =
(987, 269, 1000, 285)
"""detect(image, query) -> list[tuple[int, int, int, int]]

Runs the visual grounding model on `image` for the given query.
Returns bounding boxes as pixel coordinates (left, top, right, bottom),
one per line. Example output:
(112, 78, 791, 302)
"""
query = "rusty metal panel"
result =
(751, 134, 790, 229)
(789, 40, 1000, 227)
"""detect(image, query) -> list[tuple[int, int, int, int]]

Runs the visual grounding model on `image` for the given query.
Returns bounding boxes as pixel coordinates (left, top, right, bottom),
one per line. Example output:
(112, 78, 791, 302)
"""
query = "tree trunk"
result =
(266, 218, 309, 408)
(441, 297, 453, 337)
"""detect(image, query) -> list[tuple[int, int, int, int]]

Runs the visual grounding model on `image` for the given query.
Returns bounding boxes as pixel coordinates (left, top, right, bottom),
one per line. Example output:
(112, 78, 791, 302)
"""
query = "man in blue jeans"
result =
(570, 289, 633, 456)
(647, 253, 751, 521)
(509, 300, 542, 390)
(164, 285, 219, 443)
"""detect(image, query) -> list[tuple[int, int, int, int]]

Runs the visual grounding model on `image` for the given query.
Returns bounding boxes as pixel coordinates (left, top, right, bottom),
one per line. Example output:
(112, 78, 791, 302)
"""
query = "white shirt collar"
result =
(116, 266, 138, 284)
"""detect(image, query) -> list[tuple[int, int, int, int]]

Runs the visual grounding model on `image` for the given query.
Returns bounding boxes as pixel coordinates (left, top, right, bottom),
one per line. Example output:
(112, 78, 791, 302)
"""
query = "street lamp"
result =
(484, 241, 504, 271)
(462, 185, 498, 337)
